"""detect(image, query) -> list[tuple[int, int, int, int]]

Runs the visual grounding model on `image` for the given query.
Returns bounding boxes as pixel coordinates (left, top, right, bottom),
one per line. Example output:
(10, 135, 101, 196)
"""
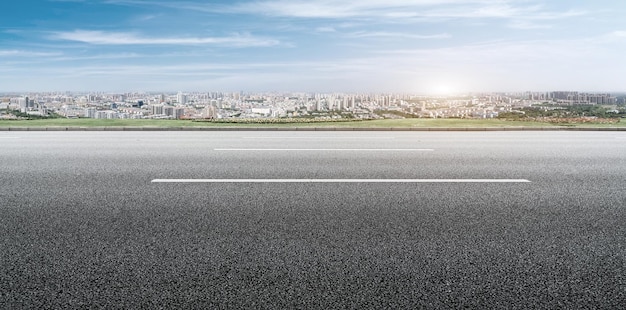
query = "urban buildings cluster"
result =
(0, 91, 623, 120)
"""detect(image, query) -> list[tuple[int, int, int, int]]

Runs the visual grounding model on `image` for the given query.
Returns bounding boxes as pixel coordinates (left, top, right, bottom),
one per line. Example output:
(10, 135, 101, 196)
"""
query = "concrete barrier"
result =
(122, 127, 144, 131)
(216, 127, 244, 131)
(151, 127, 174, 131)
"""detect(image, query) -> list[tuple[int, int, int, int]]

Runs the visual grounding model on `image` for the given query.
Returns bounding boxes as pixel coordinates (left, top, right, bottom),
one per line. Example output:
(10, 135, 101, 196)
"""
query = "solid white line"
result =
(214, 148, 434, 151)
(242, 137, 395, 139)
(152, 179, 531, 183)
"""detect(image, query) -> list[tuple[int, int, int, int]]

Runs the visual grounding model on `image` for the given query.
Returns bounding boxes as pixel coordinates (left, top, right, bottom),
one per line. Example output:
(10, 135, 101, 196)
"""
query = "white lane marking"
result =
(242, 137, 395, 139)
(152, 179, 531, 183)
(214, 148, 434, 151)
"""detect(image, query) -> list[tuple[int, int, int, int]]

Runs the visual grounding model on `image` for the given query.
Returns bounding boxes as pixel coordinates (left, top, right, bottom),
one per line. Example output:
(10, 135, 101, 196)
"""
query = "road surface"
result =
(1, 131, 625, 308)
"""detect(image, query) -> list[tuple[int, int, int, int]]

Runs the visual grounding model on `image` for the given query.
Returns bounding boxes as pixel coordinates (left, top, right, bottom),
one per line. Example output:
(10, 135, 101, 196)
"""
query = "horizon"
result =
(2, 1, 626, 93)
(2, 90, 626, 97)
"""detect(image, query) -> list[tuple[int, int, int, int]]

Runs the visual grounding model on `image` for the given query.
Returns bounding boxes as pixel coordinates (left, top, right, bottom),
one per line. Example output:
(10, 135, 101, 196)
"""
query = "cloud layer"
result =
(50, 30, 280, 47)
(1, 0, 625, 92)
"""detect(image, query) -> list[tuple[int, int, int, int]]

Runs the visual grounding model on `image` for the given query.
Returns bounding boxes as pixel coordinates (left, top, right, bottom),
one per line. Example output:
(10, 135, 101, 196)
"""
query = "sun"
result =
(427, 83, 462, 96)
(433, 84, 455, 95)
(428, 78, 470, 96)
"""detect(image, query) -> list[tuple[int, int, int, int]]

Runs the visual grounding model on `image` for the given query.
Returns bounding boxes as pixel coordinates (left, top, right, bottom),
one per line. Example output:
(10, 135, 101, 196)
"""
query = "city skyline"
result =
(3, 90, 622, 122)
(2, 0, 626, 93)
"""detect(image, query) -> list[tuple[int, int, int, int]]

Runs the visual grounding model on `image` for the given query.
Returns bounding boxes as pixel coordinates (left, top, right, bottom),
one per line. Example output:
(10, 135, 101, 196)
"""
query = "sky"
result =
(1, 0, 626, 94)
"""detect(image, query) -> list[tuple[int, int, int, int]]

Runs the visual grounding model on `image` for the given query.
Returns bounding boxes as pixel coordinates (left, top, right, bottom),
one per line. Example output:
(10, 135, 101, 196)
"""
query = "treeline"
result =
(194, 117, 366, 124)
(498, 105, 625, 119)
(373, 110, 419, 118)
(0, 109, 62, 120)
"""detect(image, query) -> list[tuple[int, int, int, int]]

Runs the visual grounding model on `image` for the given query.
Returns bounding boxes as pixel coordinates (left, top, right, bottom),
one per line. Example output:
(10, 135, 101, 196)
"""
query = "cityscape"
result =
(1, 91, 624, 121)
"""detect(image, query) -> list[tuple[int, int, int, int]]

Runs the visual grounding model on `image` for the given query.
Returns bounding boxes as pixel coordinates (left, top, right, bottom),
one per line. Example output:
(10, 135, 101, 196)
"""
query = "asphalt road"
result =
(1, 131, 625, 308)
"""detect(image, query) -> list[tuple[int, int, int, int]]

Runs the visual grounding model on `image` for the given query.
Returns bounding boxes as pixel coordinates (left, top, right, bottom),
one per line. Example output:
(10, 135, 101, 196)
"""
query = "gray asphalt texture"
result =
(1, 131, 625, 308)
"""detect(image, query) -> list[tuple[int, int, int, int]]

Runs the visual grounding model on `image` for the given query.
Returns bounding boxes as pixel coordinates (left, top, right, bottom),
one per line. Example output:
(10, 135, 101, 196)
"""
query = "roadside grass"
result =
(0, 118, 624, 128)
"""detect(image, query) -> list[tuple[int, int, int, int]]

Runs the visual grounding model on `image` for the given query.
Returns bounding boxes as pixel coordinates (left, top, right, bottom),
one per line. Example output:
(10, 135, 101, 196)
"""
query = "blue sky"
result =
(1, 0, 625, 93)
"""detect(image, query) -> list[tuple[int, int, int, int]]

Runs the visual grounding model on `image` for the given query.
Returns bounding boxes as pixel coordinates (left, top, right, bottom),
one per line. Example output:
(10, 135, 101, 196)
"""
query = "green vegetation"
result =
(0, 117, 624, 128)
(0, 118, 202, 127)
(373, 110, 418, 118)
(195, 117, 362, 124)
(0, 109, 63, 120)
(330, 118, 624, 128)
(498, 105, 625, 119)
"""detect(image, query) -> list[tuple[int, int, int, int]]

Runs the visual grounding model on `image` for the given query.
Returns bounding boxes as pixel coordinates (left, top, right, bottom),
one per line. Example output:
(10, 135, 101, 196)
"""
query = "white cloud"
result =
(0, 50, 26, 56)
(0, 50, 62, 57)
(350, 31, 450, 39)
(52, 53, 142, 61)
(609, 30, 626, 37)
(208, 0, 584, 22)
(315, 27, 336, 33)
(136, 14, 162, 21)
(225, 0, 498, 18)
(110, 0, 563, 21)
(528, 9, 587, 20)
(49, 30, 280, 47)
(508, 21, 552, 30)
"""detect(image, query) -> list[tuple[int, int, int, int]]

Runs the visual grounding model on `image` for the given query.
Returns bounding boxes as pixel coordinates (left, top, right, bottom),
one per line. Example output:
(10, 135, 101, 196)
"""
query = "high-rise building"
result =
(19, 96, 29, 112)
(174, 107, 185, 119)
(551, 91, 575, 101)
(177, 92, 187, 105)
(151, 104, 164, 115)
(84, 108, 96, 118)
(163, 106, 174, 117)
(202, 105, 217, 118)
